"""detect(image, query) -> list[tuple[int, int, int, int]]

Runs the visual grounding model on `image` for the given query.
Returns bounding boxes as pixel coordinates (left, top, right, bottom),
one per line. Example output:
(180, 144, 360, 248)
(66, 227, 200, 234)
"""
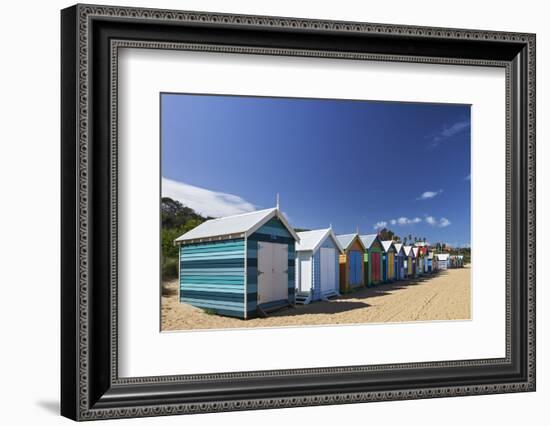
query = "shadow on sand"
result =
(269, 300, 372, 317)
(271, 271, 451, 317)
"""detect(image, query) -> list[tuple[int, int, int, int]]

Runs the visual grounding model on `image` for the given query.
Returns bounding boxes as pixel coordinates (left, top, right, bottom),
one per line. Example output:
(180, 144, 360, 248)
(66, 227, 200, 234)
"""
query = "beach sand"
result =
(161, 266, 471, 331)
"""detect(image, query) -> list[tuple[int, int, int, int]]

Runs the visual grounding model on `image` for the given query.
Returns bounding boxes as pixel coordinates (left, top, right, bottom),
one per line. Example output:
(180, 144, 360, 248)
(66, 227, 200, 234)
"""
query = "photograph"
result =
(57, 3, 537, 420)
(160, 93, 472, 331)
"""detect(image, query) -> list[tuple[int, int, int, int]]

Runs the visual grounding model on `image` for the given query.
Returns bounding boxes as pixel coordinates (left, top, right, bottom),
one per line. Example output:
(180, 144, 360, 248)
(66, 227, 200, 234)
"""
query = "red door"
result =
(371, 252, 381, 282)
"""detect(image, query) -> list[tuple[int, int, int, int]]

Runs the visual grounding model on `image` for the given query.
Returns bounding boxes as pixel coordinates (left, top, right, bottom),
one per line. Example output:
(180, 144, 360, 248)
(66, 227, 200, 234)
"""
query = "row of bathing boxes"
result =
(174, 207, 464, 319)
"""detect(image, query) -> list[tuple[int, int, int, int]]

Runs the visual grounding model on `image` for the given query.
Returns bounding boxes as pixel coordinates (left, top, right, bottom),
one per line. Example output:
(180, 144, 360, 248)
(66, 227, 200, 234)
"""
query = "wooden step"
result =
(295, 291, 312, 305)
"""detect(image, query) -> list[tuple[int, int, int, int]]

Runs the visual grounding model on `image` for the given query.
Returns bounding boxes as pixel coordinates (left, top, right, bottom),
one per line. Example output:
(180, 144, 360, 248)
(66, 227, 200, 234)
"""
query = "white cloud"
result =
(394, 217, 422, 226)
(425, 215, 451, 228)
(431, 119, 470, 147)
(439, 217, 451, 227)
(417, 189, 443, 200)
(378, 215, 446, 228)
(397, 217, 409, 226)
(425, 216, 437, 225)
(162, 177, 256, 218)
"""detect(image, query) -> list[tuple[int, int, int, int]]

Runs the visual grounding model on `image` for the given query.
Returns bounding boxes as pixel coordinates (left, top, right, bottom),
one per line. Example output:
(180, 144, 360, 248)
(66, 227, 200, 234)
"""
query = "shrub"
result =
(162, 256, 179, 281)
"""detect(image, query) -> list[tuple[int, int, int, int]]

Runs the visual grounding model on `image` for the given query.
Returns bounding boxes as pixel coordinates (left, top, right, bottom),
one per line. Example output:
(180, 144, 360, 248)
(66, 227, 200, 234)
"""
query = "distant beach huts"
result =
(295, 228, 344, 304)
(412, 247, 421, 276)
(427, 252, 434, 272)
(435, 253, 450, 270)
(381, 241, 396, 282)
(403, 245, 416, 277)
(420, 247, 430, 273)
(361, 234, 384, 285)
(174, 204, 465, 318)
(449, 254, 465, 268)
(175, 207, 298, 319)
(336, 233, 366, 292)
(393, 243, 406, 280)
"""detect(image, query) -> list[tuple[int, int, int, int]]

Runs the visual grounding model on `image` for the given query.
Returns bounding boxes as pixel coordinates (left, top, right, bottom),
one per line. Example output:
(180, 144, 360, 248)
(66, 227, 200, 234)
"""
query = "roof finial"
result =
(356, 225, 359, 235)
(329, 222, 332, 230)
(276, 193, 280, 210)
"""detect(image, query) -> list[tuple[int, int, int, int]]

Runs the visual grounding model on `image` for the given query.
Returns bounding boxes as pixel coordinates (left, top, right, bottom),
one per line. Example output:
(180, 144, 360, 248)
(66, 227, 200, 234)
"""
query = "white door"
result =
(320, 247, 337, 294)
(258, 242, 289, 304)
(299, 256, 312, 292)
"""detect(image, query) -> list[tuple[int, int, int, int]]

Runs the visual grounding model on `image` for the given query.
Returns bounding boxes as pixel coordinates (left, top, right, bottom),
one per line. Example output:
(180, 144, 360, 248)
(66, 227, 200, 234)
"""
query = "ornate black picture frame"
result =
(61, 4, 536, 421)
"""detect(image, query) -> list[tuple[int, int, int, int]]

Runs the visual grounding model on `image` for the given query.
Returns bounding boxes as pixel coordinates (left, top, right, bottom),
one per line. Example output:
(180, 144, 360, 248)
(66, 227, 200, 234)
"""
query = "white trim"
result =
(176, 232, 246, 245)
(244, 209, 276, 237)
(247, 208, 300, 242)
(337, 233, 367, 252)
(360, 234, 381, 251)
(296, 228, 344, 254)
(323, 229, 345, 254)
(381, 240, 397, 254)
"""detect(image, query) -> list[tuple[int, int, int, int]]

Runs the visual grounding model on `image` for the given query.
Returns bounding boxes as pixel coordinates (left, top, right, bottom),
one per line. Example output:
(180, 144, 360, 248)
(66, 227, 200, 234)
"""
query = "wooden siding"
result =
(366, 241, 384, 285)
(370, 252, 382, 283)
(394, 252, 404, 280)
(387, 251, 395, 280)
(339, 254, 348, 292)
(180, 239, 246, 318)
(339, 238, 365, 293)
(339, 252, 364, 292)
(349, 250, 363, 287)
(311, 237, 340, 301)
(246, 218, 295, 316)
(349, 238, 364, 252)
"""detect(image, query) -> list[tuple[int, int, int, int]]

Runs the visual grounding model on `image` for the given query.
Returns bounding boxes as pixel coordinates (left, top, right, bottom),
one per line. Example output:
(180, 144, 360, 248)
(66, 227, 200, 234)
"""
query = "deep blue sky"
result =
(161, 93, 471, 247)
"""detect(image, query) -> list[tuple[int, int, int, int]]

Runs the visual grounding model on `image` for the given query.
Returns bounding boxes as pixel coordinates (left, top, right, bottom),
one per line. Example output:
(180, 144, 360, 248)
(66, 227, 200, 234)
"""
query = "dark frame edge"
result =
(61, 4, 79, 422)
(61, 4, 536, 421)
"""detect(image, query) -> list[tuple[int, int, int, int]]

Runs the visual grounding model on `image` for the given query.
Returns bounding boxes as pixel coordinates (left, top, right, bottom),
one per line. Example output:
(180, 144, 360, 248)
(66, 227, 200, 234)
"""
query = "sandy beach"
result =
(161, 266, 471, 331)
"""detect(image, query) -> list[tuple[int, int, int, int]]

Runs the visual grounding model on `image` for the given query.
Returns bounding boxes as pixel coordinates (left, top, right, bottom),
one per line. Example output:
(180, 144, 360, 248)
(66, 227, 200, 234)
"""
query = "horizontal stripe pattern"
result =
(180, 238, 246, 319)
(179, 218, 298, 319)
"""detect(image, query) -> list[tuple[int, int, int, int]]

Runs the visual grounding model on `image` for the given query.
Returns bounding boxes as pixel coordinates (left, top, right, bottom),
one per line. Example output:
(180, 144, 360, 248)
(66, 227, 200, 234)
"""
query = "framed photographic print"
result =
(61, 4, 536, 421)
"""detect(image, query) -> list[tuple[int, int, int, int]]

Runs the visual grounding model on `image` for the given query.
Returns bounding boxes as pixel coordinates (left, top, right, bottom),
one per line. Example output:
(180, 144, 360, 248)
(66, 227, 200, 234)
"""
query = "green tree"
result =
(160, 198, 208, 282)
(378, 227, 395, 241)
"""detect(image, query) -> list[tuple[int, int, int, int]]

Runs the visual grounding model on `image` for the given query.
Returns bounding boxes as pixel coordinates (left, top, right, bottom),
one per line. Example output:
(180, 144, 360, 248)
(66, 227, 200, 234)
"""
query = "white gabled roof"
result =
(360, 234, 379, 250)
(403, 245, 415, 257)
(296, 228, 344, 254)
(393, 243, 404, 255)
(336, 233, 366, 251)
(436, 253, 450, 260)
(381, 240, 395, 253)
(174, 207, 299, 244)
(412, 247, 419, 257)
